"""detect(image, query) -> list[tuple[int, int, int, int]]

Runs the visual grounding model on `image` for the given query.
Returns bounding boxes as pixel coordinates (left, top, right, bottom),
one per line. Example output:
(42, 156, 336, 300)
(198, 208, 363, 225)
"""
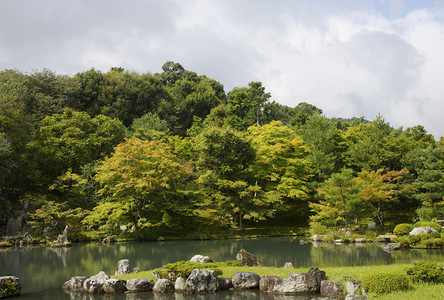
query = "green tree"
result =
(315, 168, 359, 229)
(93, 137, 193, 229)
(291, 102, 323, 127)
(26, 109, 125, 186)
(127, 112, 170, 140)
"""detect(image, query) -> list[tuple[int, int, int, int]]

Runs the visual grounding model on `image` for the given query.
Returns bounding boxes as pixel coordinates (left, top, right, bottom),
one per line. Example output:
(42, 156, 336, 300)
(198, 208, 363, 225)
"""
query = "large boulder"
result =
(126, 278, 154, 292)
(103, 279, 127, 293)
(50, 225, 71, 247)
(236, 249, 261, 267)
(189, 254, 213, 263)
(346, 280, 362, 296)
(83, 271, 110, 293)
(232, 272, 261, 289)
(152, 279, 174, 293)
(320, 280, 343, 298)
(410, 226, 437, 235)
(184, 269, 219, 293)
(259, 276, 281, 292)
(0, 276, 21, 298)
(272, 267, 326, 294)
(383, 243, 401, 252)
(115, 259, 130, 275)
(62, 276, 87, 291)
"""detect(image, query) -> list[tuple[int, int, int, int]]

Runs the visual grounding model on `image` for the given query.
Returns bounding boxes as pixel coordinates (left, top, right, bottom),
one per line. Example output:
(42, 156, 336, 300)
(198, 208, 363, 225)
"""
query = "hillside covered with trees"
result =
(0, 62, 443, 242)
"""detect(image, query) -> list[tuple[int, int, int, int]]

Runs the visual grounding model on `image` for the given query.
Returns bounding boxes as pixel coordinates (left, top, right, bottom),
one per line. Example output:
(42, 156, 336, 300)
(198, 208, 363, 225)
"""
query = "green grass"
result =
(114, 262, 444, 299)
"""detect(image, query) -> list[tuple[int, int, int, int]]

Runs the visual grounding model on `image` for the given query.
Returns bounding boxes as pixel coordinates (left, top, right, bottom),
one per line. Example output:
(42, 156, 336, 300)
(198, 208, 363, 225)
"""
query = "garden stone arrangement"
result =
(62, 250, 368, 299)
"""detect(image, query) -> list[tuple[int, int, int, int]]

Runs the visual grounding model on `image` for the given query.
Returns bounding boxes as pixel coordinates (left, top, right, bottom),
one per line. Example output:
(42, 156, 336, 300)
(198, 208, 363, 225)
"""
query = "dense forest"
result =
(0, 61, 443, 241)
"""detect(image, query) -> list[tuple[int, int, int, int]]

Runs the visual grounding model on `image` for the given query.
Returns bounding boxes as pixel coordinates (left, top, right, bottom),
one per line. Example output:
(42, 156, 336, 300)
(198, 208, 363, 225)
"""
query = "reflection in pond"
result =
(1, 237, 443, 300)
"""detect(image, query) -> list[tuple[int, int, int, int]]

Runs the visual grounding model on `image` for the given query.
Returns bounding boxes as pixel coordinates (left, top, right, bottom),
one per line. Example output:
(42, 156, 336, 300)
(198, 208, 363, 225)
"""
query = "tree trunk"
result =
(239, 213, 243, 231)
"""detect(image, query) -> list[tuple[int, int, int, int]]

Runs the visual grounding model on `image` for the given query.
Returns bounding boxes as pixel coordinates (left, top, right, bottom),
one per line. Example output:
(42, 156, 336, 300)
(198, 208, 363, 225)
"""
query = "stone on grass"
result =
(115, 259, 130, 275)
(235, 249, 261, 267)
(346, 280, 362, 295)
(126, 278, 154, 292)
(284, 262, 294, 269)
(103, 279, 127, 293)
(189, 254, 213, 263)
(232, 272, 261, 289)
(320, 280, 343, 298)
(152, 279, 174, 293)
(62, 276, 87, 291)
(354, 238, 366, 243)
(185, 269, 219, 293)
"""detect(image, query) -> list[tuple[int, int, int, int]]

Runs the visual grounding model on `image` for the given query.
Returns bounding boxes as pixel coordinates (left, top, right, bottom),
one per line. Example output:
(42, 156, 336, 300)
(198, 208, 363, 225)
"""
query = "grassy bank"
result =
(115, 262, 444, 299)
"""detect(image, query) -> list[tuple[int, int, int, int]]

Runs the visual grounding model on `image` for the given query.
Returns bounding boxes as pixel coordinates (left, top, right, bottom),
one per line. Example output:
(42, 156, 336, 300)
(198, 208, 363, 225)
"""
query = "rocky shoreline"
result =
(62, 250, 368, 300)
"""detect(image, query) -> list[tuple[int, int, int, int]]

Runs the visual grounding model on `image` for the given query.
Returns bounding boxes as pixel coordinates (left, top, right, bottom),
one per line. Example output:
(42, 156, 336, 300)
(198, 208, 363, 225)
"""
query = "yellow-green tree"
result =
(92, 137, 193, 230)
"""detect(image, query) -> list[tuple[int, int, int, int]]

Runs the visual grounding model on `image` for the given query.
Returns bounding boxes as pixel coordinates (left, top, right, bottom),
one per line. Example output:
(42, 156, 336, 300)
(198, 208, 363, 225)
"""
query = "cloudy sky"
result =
(1, 0, 444, 137)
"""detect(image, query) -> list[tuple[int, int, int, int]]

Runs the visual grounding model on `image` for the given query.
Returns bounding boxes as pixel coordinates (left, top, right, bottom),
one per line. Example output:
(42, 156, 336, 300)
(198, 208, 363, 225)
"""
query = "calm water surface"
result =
(1, 237, 443, 299)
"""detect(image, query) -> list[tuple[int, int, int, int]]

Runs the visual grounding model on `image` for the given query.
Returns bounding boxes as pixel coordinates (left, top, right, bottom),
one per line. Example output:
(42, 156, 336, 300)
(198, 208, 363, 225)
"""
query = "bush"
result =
(407, 235, 421, 246)
(309, 222, 327, 235)
(393, 236, 410, 247)
(433, 238, 443, 247)
(406, 262, 444, 283)
(422, 238, 436, 248)
(414, 221, 442, 232)
(393, 223, 413, 236)
(154, 261, 222, 280)
(362, 271, 410, 295)
(431, 231, 441, 239)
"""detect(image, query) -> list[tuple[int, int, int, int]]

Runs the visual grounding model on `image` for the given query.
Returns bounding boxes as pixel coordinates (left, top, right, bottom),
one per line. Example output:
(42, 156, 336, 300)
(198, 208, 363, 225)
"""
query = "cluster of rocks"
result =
(0, 276, 21, 298)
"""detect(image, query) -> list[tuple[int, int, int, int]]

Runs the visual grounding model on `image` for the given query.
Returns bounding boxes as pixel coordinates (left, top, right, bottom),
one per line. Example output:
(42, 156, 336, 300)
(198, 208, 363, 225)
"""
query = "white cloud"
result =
(0, 0, 443, 137)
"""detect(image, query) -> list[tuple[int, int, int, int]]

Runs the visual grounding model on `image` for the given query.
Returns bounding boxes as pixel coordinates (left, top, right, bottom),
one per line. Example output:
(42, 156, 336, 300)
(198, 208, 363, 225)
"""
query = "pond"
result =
(1, 237, 443, 299)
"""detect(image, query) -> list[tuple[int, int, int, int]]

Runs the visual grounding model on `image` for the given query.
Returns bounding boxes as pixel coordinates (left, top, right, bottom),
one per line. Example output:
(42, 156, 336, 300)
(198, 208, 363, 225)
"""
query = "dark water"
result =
(1, 237, 443, 299)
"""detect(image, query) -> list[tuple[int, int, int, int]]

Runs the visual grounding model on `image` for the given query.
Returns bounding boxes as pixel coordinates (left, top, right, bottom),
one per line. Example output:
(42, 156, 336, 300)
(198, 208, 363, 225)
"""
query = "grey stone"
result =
(115, 259, 130, 275)
(174, 277, 186, 292)
(354, 238, 366, 243)
(272, 267, 326, 294)
(232, 272, 261, 289)
(236, 249, 261, 267)
(189, 254, 213, 263)
(284, 262, 294, 269)
(218, 278, 233, 290)
(346, 295, 368, 300)
(410, 226, 437, 235)
(126, 278, 154, 292)
(103, 278, 127, 293)
(62, 276, 87, 291)
(102, 235, 117, 244)
(259, 276, 281, 292)
(83, 271, 110, 293)
(346, 280, 362, 296)
(50, 225, 70, 247)
(0, 276, 21, 298)
(120, 225, 128, 231)
(320, 280, 343, 298)
(299, 239, 309, 244)
(184, 269, 219, 293)
(312, 234, 320, 241)
(152, 279, 174, 293)
(383, 243, 401, 252)
(133, 267, 141, 273)
(367, 222, 376, 230)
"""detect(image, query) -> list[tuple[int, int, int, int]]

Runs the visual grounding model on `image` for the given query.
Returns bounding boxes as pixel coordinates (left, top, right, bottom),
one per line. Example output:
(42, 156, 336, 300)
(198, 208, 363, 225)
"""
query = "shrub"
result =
(393, 236, 410, 247)
(431, 231, 441, 239)
(393, 223, 413, 236)
(154, 261, 222, 280)
(309, 222, 327, 235)
(433, 238, 443, 247)
(407, 235, 420, 246)
(406, 262, 444, 283)
(362, 271, 410, 295)
(422, 238, 435, 248)
(414, 221, 442, 232)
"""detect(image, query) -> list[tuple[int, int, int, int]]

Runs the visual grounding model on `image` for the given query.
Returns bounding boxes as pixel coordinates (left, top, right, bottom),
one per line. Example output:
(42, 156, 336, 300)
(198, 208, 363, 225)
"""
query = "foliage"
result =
(94, 137, 193, 230)
(406, 262, 444, 283)
(127, 112, 170, 140)
(154, 260, 223, 280)
(393, 223, 414, 236)
(362, 271, 410, 294)
(414, 221, 442, 231)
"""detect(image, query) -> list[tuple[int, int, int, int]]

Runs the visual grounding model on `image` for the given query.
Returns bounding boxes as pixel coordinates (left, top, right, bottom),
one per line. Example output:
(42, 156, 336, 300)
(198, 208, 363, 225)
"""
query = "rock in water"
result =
(103, 279, 127, 293)
(62, 276, 87, 291)
(236, 249, 261, 267)
(272, 267, 326, 294)
(174, 277, 186, 292)
(83, 271, 110, 293)
(259, 276, 281, 292)
(126, 278, 154, 292)
(185, 269, 219, 293)
(320, 280, 343, 298)
(0, 276, 21, 298)
(152, 279, 174, 293)
(115, 259, 130, 275)
(232, 272, 261, 289)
